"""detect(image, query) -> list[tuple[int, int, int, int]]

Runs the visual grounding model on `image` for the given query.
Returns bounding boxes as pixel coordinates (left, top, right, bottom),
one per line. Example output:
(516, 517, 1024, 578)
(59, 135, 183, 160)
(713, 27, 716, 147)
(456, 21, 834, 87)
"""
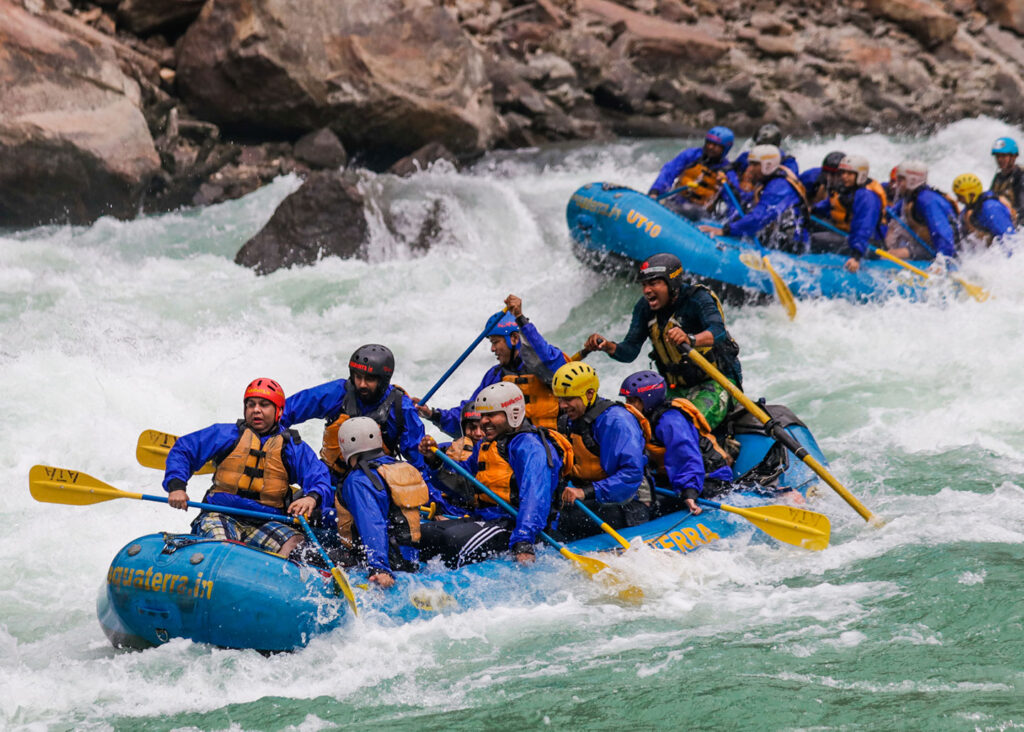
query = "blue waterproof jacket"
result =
(340, 455, 419, 576)
(654, 409, 733, 495)
(163, 422, 333, 515)
(281, 381, 426, 473)
(648, 147, 730, 196)
(564, 404, 646, 504)
(895, 188, 959, 257)
(811, 185, 886, 257)
(459, 431, 561, 547)
(964, 192, 1015, 238)
(723, 173, 806, 243)
(434, 321, 566, 438)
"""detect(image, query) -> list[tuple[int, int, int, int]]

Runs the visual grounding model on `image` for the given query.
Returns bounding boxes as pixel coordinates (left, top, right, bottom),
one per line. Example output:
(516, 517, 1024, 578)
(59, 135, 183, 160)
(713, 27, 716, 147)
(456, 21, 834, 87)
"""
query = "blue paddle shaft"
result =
(572, 498, 609, 527)
(433, 448, 567, 553)
(809, 214, 848, 238)
(887, 211, 937, 257)
(140, 493, 299, 525)
(653, 486, 718, 510)
(419, 309, 506, 407)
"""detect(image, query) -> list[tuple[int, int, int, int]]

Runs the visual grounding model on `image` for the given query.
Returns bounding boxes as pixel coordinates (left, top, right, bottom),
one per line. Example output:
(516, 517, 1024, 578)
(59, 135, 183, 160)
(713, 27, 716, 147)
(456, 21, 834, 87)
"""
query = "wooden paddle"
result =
(677, 343, 879, 525)
(28, 464, 360, 615)
(431, 448, 643, 602)
(652, 487, 830, 551)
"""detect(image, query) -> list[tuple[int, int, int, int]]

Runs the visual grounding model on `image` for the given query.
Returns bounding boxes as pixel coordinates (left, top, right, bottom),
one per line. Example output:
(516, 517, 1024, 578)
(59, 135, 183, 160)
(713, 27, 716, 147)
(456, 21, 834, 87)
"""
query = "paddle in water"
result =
(28, 464, 360, 614)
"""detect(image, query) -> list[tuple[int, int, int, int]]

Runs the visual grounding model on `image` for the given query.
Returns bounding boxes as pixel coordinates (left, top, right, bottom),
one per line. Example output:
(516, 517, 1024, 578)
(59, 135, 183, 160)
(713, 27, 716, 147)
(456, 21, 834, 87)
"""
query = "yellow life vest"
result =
(828, 179, 888, 231)
(320, 385, 406, 473)
(334, 459, 429, 547)
(646, 398, 732, 478)
(646, 285, 737, 389)
(445, 436, 475, 462)
(475, 425, 573, 506)
(559, 399, 650, 483)
(209, 426, 292, 509)
(673, 163, 725, 206)
(501, 372, 561, 431)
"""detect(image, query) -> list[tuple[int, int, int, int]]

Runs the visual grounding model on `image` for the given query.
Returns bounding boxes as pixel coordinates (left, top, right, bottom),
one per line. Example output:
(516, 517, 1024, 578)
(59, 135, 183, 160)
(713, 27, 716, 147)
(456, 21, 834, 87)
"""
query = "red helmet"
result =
(244, 378, 285, 420)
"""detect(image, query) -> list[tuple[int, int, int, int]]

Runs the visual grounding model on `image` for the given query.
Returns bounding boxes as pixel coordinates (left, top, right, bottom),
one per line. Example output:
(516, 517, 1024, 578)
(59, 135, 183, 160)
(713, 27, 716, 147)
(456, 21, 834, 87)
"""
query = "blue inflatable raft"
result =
(566, 182, 931, 302)
(97, 413, 830, 652)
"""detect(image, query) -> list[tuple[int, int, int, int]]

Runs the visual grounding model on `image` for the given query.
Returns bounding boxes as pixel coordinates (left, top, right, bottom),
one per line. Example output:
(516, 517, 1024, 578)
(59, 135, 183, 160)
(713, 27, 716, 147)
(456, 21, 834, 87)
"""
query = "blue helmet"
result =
(705, 126, 734, 156)
(488, 313, 519, 350)
(992, 137, 1019, 156)
(619, 370, 667, 413)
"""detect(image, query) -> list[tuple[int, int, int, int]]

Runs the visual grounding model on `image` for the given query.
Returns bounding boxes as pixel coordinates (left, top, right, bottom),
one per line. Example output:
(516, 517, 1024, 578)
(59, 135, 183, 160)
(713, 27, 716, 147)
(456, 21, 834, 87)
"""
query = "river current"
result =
(2, 117, 1022, 730)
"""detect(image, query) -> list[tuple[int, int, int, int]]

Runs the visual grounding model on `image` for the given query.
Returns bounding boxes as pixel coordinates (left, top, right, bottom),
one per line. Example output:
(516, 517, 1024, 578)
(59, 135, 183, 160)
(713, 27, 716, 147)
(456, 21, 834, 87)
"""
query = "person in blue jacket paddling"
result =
(810, 155, 889, 272)
(952, 172, 1016, 247)
(648, 125, 735, 221)
(990, 136, 1024, 224)
(886, 159, 961, 260)
(551, 362, 651, 540)
(163, 378, 333, 559)
(619, 370, 733, 516)
(419, 294, 568, 436)
(700, 144, 810, 253)
(281, 344, 427, 482)
(335, 417, 430, 588)
(583, 252, 742, 430)
(418, 382, 563, 567)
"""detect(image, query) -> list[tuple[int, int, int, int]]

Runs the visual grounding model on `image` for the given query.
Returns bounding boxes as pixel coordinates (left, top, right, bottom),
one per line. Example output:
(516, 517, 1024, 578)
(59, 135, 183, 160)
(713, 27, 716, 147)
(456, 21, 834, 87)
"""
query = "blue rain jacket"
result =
(434, 321, 567, 438)
(340, 455, 419, 576)
(648, 147, 730, 196)
(964, 193, 1015, 238)
(896, 188, 959, 257)
(655, 409, 732, 495)
(724, 173, 806, 242)
(811, 184, 886, 257)
(564, 404, 646, 504)
(163, 422, 333, 515)
(460, 431, 561, 547)
(281, 380, 426, 473)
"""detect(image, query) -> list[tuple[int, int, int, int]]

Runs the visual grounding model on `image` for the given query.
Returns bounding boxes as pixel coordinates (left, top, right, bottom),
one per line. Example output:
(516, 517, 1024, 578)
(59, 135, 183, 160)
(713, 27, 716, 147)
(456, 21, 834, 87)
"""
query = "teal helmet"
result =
(992, 137, 1019, 156)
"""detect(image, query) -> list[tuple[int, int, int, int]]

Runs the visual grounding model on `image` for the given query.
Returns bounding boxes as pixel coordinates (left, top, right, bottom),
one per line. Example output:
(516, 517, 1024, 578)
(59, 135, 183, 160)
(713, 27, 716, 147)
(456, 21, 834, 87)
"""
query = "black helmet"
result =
(639, 253, 684, 295)
(822, 151, 846, 174)
(349, 344, 395, 388)
(754, 123, 782, 147)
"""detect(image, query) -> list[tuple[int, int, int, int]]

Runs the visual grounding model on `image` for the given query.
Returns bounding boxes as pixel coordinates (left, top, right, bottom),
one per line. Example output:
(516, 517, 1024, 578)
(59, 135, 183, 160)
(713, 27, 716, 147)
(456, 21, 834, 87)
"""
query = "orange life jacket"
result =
(445, 436, 475, 462)
(320, 384, 407, 473)
(501, 372, 561, 431)
(828, 179, 887, 231)
(558, 399, 650, 483)
(646, 398, 732, 478)
(334, 458, 429, 546)
(475, 424, 573, 506)
(673, 163, 725, 206)
(209, 423, 293, 509)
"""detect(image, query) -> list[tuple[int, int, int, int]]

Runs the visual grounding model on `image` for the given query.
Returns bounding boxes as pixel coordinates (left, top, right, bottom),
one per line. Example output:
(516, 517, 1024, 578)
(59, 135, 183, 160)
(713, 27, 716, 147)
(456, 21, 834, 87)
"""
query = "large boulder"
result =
(0, 4, 161, 227)
(864, 0, 958, 47)
(177, 0, 499, 160)
(235, 171, 369, 275)
(117, 0, 206, 35)
(980, 0, 1024, 35)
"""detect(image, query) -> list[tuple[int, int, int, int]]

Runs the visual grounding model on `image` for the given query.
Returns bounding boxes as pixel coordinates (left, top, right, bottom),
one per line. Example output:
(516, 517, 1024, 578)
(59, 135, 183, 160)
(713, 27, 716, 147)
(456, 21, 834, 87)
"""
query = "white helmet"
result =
(336, 416, 382, 461)
(474, 382, 526, 429)
(839, 155, 870, 186)
(897, 159, 928, 191)
(748, 144, 782, 176)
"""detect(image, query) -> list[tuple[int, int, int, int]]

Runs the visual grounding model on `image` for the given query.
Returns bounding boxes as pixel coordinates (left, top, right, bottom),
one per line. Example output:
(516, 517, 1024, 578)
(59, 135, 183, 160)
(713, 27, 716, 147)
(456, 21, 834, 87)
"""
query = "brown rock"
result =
(235, 171, 368, 275)
(837, 35, 896, 72)
(388, 141, 459, 177)
(0, 3, 161, 226)
(294, 128, 348, 170)
(864, 0, 958, 47)
(177, 0, 499, 158)
(982, 23, 1024, 67)
(577, 0, 729, 63)
(980, 0, 1024, 34)
(117, 0, 205, 35)
(750, 11, 793, 35)
(658, 0, 697, 23)
(755, 33, 800, 56)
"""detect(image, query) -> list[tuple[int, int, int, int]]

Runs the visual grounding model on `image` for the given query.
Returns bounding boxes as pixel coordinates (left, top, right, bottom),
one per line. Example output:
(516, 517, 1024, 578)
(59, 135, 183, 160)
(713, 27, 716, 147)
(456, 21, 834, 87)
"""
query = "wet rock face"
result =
(0, 3, 160, 227)
(235, 171, 369, 275)
(176, 0, 500, 159)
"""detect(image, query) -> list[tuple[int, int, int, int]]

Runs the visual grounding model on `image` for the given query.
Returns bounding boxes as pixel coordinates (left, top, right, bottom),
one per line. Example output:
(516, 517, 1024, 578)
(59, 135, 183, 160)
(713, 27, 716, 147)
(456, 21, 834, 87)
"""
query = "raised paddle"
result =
(136, 429, 213, 473)
(738, 251, 798, 320)
(431, 448, 643, 602)
(418, 308, 508, 408)
(676, 342, 879, 525)
(652, 487, 830, 551)
(28, 465, 360, 615)
(572, 498, 632, 550)
(809, 213, 990, 302)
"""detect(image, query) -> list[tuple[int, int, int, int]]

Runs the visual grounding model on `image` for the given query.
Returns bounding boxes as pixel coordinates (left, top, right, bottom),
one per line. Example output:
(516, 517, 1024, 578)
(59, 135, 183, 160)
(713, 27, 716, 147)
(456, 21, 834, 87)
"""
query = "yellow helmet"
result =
(551, 362, 600, 407)
(952, 173, 983, 205)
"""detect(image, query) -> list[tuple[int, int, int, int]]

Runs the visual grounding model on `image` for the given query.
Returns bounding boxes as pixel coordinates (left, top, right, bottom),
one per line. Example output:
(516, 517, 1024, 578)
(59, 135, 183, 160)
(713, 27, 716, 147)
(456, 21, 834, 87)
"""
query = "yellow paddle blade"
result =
(762, 256, 797, 320)
(137, 430, 214, 474)
(738, 251, 765, 270)
(953, 276, 990, 302)
(331, 567, 359, 615)
(719, 502, 830, 551)
(559, 546, 643, 603)
(29, 465, 140, 505)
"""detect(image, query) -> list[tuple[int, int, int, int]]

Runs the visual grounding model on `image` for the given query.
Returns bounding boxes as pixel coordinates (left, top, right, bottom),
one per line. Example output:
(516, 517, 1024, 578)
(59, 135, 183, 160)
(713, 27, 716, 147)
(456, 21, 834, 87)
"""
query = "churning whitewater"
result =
(2, 117, 1023, 730)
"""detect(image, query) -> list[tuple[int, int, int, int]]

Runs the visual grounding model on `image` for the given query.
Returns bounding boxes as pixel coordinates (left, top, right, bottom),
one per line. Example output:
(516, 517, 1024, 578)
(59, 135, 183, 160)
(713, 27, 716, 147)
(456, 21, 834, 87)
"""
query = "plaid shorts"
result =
(191, 511, 300, 555)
